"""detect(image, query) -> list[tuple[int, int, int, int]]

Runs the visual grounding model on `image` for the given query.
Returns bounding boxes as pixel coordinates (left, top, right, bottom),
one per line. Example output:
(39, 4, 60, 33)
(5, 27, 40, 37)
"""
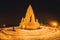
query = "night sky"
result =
(0, 0, 60, 26)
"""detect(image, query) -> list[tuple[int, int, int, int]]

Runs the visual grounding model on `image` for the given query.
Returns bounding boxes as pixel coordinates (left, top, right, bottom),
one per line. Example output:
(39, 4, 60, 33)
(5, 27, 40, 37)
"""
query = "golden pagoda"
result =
(19, 5, 40, 29)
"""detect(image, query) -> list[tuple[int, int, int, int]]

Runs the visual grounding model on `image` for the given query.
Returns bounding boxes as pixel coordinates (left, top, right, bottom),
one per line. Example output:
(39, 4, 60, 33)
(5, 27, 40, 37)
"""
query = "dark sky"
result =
(0, 0, 60, 26)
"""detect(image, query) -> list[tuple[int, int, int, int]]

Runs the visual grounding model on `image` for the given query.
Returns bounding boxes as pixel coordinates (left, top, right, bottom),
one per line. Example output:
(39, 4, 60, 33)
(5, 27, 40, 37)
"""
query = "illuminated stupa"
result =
(19, 5, 40, 29)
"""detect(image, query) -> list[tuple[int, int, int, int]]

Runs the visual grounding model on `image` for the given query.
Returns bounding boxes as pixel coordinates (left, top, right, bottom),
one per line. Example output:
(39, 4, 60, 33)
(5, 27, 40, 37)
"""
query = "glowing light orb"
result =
(49, 21, 58, 27)
(3, 24, 6, 27)
(22, 25, 25, 29)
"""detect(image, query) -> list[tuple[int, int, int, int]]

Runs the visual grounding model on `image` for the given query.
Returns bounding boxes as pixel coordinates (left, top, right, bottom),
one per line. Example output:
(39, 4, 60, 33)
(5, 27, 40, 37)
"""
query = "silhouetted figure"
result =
(12, 26, 15, 31)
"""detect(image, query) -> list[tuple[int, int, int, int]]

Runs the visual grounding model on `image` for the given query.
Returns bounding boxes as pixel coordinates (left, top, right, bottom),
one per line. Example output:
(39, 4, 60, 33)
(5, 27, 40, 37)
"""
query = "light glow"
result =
(49, 21, 58, 27)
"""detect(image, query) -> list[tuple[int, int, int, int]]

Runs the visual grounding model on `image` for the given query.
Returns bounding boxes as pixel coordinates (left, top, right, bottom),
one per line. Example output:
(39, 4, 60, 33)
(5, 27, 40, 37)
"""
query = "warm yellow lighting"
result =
(51, 22, 58, 26)
(49, 21, 58, 27)
(19, 5, 40, 29)
(22, 25, 25, 29)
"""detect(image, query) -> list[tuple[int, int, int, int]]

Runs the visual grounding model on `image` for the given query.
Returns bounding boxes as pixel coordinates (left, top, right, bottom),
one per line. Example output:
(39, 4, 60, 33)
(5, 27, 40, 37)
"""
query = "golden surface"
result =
(0, 5, 60, 40)
(19, 5, 40, 29)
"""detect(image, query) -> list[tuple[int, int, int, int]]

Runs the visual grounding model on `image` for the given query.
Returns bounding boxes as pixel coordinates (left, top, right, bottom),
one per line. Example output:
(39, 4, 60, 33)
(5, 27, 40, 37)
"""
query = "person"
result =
(12, 26, 15, 31)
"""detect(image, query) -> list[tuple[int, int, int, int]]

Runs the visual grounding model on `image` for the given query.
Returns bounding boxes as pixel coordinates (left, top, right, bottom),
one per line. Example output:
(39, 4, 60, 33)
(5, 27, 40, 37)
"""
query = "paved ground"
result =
(0, 26, 60, 40)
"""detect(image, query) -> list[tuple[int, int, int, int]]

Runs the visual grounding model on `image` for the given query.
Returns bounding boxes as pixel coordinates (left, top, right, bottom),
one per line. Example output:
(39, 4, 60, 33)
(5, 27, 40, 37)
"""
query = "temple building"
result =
(19, 5, 40, 29)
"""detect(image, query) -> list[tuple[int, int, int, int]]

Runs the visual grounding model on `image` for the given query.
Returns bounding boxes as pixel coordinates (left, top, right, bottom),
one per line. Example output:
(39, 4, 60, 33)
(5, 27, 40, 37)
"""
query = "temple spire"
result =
(19, 4, 40, 29)
(25, 5, 35, 22)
